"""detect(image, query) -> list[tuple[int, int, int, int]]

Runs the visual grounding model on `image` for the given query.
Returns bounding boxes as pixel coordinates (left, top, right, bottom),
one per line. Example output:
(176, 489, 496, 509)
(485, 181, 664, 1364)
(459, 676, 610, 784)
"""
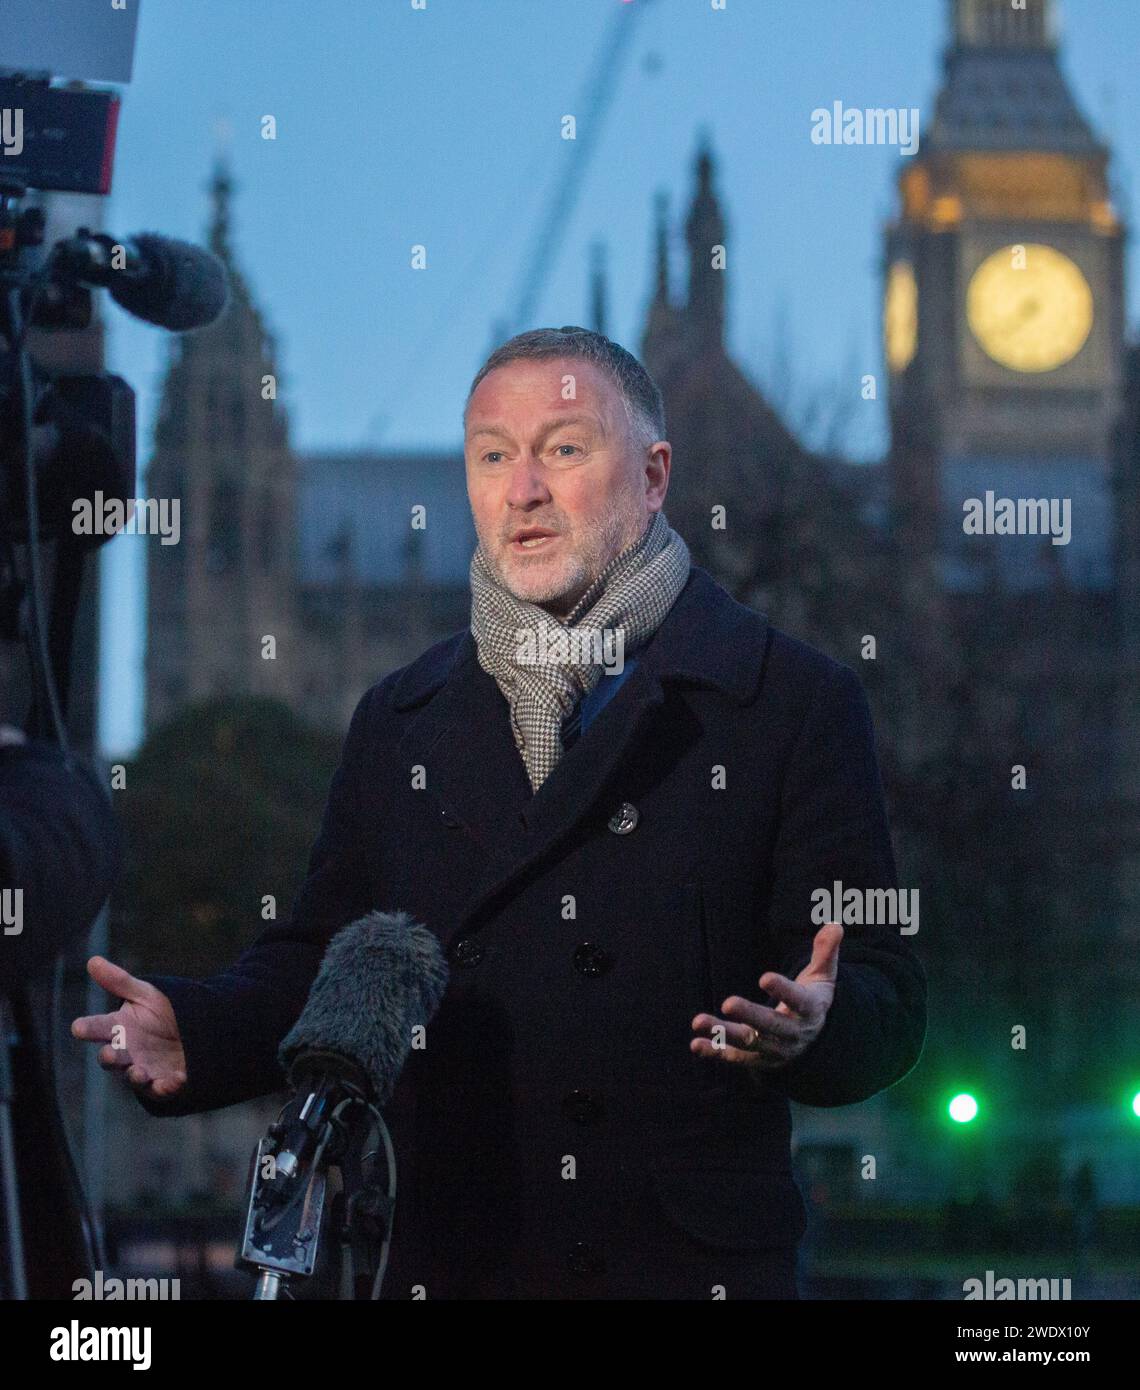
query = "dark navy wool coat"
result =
(140, 564, 926, 1299)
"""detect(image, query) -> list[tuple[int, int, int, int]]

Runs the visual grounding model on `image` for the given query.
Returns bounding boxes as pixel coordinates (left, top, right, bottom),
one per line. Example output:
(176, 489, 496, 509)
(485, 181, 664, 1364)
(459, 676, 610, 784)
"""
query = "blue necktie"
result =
(561, 699, 583, 750)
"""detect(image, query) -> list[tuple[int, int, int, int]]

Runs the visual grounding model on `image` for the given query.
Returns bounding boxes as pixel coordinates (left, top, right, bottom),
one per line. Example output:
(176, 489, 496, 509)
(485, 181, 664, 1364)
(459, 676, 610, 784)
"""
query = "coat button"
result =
(562, 1088, 604, 1124)
(568, 1241, 605, 1278)
(440, 807, 462, 827)
(607, 802, 639, 834)
(572, 942, 612, 977)
(454, 938, 484, 968)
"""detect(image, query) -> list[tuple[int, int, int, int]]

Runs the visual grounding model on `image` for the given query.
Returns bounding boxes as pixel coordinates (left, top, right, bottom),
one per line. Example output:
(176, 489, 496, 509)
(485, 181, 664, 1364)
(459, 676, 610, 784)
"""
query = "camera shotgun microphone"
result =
(51, 229, 230, 331)
(238, 910, 450, 1299)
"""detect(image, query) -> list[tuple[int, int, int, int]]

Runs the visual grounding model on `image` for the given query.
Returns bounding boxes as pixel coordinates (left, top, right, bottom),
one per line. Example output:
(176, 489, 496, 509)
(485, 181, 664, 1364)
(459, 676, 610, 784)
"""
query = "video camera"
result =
(0, 0, 227, 742)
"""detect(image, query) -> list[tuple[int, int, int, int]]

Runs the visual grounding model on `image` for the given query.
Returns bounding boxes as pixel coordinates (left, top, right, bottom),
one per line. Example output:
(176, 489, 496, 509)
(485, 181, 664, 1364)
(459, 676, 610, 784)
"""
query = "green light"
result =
(948, 1092, 979, 1124)
(1131, 1091, 1140, 1120)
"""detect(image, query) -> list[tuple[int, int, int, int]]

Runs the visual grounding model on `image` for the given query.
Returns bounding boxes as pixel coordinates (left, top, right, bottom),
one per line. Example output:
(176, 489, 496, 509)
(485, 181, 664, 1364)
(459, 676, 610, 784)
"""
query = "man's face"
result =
(464, 357, 670, 617)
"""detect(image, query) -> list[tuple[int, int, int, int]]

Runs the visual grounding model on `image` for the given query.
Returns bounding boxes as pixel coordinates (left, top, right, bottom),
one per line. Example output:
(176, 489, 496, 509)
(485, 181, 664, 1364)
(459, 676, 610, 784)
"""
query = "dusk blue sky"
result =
(93, 0, 1140, 755)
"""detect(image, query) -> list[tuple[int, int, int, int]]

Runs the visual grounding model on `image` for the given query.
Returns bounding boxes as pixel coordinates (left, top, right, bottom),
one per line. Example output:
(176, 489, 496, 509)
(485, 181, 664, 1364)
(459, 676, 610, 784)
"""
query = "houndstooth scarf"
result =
(469, 510, 691, 792)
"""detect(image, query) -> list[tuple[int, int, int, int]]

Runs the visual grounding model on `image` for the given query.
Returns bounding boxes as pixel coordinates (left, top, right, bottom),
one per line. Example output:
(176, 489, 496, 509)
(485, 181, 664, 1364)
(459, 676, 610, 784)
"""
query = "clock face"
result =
(966, 244, 1093, 373)
(884, 261, 918, 372)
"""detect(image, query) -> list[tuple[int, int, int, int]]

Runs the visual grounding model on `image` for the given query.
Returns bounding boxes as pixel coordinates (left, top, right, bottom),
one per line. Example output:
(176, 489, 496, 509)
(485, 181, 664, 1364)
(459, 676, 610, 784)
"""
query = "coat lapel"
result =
(391, 565, 768, 949)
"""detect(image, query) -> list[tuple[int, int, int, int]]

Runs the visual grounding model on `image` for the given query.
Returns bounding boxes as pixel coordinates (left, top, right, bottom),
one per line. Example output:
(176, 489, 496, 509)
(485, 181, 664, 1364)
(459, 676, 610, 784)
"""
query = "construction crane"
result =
(508, 0, 658, 336)
(368, 1, 658, 441)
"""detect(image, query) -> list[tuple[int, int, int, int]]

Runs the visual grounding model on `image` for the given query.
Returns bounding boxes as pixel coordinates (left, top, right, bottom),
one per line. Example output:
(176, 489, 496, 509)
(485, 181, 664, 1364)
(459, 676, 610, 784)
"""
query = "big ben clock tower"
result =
(884, 0, 1125, 590)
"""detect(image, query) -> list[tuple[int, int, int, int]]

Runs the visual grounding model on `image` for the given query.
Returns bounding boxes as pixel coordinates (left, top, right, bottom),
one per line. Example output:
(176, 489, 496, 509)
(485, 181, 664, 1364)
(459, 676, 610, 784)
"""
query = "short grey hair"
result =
(464, 326, 666, 450)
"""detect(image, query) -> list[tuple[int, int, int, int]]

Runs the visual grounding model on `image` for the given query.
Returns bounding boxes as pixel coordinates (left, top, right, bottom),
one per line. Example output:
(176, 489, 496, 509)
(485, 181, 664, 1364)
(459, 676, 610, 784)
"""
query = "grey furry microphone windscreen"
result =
(111, 233, 230, 331)
(277, 910, 450, 1106)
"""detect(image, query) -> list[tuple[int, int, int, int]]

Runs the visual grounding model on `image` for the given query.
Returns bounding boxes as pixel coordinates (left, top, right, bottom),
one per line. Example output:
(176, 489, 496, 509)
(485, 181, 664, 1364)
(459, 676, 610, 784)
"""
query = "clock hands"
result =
(992, 295, 1041, 340)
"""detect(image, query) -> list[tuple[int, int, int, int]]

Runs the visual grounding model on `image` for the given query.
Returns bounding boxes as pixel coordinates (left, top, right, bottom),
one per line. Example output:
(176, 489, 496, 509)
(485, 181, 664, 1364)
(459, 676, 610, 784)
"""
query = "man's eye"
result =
(484, 451, 503, 463)
(554, 444, 580, 456)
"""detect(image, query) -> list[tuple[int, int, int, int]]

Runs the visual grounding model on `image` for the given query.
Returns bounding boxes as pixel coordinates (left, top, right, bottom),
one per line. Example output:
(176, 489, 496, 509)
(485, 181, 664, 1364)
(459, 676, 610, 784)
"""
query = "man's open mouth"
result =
(510, 530, 559, 550)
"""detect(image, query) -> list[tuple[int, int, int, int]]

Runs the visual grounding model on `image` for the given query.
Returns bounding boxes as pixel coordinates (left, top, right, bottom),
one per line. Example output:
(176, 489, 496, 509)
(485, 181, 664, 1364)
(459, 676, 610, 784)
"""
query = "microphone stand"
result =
(237, 1081, 395, 1300)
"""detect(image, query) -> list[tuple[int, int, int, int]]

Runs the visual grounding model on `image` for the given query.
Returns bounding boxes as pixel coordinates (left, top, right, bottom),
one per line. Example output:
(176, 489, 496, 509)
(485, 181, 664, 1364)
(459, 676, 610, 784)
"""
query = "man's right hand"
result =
(71, 956, 188, 1102)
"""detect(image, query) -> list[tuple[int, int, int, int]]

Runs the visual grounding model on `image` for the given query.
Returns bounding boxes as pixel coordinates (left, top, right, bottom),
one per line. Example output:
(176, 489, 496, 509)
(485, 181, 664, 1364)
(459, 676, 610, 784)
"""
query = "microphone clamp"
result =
(237, 1070, 396, 1300)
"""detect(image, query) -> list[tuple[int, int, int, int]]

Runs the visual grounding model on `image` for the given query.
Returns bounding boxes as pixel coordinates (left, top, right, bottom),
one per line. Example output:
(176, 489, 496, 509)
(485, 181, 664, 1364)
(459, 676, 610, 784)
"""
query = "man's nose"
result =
(504, 455, 552, 507)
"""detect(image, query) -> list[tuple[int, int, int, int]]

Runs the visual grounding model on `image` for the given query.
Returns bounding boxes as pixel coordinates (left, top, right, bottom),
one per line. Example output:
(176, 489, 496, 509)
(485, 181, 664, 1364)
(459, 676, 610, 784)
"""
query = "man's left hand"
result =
(690, 923, 843, 1070)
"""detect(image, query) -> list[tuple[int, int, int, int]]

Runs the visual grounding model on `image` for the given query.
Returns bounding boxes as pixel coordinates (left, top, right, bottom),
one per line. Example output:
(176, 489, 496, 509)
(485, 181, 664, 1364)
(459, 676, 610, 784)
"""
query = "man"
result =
(73, 326, 926, 1299)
